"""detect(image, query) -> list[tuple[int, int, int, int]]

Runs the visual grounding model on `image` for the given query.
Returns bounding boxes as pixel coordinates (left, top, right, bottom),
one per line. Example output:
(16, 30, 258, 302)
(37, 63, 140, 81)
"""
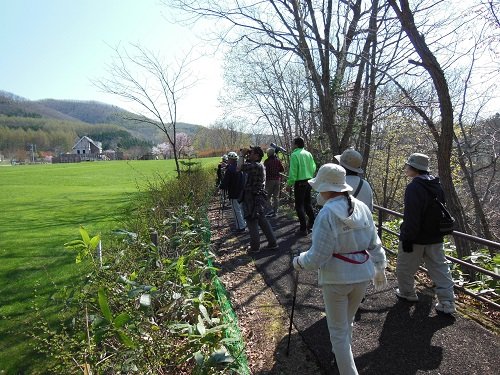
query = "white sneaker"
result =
(395, 288, 419, 302)
(436, 301, 456, 314)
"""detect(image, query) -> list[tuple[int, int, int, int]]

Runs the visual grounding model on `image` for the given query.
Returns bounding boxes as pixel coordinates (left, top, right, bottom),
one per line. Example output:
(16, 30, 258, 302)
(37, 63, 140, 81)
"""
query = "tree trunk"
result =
(388, 0, 471, 260)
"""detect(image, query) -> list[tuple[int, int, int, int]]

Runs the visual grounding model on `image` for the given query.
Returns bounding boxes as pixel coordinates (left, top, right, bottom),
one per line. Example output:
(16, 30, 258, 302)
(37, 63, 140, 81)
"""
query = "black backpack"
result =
(420, 183, 456, 236)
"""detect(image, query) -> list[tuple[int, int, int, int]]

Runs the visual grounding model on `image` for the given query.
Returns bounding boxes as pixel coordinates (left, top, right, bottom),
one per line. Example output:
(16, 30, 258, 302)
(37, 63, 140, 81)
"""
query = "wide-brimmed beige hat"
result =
(406, 153, 430, 172)
(308, 164, 353, 193)
(334, 148, 363, 173)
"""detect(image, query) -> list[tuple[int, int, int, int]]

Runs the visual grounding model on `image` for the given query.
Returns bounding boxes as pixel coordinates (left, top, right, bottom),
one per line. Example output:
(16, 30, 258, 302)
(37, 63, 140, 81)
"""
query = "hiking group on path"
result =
(217, 138, 456, 375)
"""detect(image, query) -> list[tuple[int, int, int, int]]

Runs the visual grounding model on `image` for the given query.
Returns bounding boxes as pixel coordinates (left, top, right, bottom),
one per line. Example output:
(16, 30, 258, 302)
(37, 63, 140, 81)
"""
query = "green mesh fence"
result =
(202, 216, 250, 375)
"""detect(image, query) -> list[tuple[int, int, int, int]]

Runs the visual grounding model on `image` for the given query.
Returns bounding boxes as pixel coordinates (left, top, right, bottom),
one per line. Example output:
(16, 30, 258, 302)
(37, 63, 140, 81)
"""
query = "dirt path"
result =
(209, 204, 321, 374)
(209, 201, 499, 375)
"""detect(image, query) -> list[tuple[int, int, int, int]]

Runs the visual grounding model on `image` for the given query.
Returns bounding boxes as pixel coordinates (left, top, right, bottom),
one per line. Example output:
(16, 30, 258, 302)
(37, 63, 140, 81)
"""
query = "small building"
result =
(72, 136, 102, 160)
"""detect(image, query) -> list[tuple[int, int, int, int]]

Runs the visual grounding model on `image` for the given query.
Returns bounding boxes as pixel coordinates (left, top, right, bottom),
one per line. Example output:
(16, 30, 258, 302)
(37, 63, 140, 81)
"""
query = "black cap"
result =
(250, 146, 264, 159)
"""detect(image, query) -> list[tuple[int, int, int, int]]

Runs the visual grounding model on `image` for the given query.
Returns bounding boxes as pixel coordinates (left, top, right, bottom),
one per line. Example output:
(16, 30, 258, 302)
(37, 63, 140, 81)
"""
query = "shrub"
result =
(31, 169, 242, 374)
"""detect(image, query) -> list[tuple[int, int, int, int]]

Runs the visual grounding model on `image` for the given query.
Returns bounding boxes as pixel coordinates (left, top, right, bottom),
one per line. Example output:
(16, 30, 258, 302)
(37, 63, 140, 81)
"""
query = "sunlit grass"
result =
(0, 158, 219, 373)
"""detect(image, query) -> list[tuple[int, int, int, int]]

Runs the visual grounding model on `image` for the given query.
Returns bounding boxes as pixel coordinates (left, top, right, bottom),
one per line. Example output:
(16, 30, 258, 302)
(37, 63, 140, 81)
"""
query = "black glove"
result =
(402, 241, 413, 253)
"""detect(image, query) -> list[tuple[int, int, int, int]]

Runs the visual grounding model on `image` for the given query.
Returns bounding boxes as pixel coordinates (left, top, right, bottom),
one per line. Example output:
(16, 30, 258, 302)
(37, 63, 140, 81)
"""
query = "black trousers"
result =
(294, 180, 315, 231)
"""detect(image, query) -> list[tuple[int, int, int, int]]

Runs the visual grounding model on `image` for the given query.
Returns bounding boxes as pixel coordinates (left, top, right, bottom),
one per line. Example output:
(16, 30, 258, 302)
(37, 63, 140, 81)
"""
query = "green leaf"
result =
(209, 348, 234, 364)
(194, 351, 204, 366)
(196, 315, 206, 336)
(89, 235, 100, 251)
(113, 312, 130, 328)
(127, 287, 144, 298)
(98, 288, 113, 322)
(199, 304, 211, 324)
(117, 329, 136, 349)
(119, 275, 138, 286)
(92, 316, 107, 329)
(93, 328, 106, 344)
(79, 226, 91, 245)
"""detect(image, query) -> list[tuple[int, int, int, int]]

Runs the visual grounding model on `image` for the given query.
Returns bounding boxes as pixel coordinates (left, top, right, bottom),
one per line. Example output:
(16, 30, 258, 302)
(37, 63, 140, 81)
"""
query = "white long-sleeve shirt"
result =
(296, 195, 386, 285)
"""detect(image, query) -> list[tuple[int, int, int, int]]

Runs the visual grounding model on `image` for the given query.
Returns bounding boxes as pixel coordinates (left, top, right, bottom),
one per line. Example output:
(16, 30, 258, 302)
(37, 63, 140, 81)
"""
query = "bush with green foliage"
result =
(31, 168, 245, 374)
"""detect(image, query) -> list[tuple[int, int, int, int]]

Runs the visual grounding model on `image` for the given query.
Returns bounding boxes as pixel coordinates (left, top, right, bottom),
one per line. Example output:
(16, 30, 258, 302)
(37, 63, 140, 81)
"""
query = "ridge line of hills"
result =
(0, 89, 205, 142)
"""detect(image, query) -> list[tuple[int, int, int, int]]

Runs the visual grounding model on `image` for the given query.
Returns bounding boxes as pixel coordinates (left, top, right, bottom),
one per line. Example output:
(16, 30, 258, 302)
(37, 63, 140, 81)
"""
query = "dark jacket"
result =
(400, 176, 446, 244)
(240, 161, 267, 219)
(220, 163, 245, 200)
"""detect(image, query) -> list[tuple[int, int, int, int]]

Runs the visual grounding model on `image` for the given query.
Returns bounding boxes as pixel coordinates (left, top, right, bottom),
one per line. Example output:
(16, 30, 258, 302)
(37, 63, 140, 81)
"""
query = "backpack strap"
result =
(353, 178, 364, 198)
(418, 181, 454, 221)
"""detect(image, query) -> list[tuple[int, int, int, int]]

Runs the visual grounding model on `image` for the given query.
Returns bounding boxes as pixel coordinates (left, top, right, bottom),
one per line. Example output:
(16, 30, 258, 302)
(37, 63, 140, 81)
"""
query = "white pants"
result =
(230, 199, 246, 230)
(322, 281, 369, 375)
(396, 242, 455, 303)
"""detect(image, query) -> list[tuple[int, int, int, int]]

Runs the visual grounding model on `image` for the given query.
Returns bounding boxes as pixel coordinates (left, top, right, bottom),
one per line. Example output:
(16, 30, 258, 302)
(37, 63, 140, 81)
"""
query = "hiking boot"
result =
(435, 301, 456, 314)
(395, 288, 419, 302)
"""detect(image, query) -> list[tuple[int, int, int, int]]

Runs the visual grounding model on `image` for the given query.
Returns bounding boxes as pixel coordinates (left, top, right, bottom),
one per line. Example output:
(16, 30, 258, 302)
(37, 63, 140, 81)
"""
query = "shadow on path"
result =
(244, 212, 500, 374)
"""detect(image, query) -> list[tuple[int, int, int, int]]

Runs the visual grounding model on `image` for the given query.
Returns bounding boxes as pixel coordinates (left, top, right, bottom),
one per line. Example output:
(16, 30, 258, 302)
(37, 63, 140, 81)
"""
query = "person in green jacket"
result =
(287, 137, 317, 236)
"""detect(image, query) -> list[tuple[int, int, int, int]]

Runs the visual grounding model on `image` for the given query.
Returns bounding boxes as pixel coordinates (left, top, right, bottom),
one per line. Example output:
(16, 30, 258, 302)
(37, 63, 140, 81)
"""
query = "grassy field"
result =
(0, 158, 218, 373)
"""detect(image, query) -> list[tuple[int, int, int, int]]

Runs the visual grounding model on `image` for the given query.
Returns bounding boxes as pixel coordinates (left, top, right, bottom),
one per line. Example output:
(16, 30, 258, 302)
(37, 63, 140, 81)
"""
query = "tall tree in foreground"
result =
(387, 0, 470, 258)
(95, 44, 196, 178)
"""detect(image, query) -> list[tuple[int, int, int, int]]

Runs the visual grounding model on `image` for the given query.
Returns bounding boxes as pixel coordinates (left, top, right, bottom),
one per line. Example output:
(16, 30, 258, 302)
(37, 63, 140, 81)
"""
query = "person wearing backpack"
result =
(396, 153, 456, 314)
(220, 151, 246, 233)
(334, 148, 373, 211)
(238, 146, 278, 253)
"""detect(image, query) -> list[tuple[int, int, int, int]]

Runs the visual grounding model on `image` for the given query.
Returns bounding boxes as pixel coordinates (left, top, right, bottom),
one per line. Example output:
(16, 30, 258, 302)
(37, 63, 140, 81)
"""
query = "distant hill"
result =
(0, 91, 83, 122)
(0, 91, 206, 143)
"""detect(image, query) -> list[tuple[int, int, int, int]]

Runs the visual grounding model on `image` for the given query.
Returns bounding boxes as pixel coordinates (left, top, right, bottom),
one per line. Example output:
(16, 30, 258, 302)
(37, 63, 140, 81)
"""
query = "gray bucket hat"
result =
(406, 153, 430, 172)
(334, 148, 363, 173)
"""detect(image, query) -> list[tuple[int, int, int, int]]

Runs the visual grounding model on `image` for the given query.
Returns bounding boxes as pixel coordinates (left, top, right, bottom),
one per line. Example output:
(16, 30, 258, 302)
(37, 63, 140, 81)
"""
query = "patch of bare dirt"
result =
(208, 204, 321, 374)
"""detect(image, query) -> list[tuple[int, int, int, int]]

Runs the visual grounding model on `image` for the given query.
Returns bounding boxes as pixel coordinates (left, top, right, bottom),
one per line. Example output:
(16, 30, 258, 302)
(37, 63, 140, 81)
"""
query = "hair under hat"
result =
(334, 148, 363, 173)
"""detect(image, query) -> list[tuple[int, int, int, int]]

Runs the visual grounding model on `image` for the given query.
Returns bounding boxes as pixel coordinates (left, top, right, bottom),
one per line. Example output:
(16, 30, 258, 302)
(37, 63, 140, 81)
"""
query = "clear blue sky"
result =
(0, 0, 223, 126)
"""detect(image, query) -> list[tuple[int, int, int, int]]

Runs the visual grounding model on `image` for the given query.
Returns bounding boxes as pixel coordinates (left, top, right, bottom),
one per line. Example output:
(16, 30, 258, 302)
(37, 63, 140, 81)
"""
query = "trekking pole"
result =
(286, 252, 300, 356)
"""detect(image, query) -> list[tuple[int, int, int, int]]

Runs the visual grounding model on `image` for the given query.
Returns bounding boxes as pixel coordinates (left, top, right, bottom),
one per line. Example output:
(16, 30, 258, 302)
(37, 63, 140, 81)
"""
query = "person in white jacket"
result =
(292, 164, 387, 375)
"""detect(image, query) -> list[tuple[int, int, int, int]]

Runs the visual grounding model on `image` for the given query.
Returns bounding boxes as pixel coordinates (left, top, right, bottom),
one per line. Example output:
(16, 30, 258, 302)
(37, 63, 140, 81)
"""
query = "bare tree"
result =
(95, 44, 196, 178)
(165, 0, 380, 155)
(386, 0, 476, 259)
(221, 43, 314, 155)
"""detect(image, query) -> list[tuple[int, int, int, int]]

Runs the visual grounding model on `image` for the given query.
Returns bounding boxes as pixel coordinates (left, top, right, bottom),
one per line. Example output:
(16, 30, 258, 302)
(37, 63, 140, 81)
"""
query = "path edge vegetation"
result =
(30, 165, 249, 374)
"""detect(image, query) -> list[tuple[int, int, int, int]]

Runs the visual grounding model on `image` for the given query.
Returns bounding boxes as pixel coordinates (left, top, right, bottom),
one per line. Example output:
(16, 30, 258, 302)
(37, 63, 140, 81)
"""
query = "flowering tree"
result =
(152, 133, 193, 159)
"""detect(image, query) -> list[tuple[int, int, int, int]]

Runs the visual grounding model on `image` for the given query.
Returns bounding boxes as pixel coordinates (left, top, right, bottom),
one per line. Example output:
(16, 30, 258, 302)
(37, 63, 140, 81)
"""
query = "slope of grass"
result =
(0, 158, 219, 373)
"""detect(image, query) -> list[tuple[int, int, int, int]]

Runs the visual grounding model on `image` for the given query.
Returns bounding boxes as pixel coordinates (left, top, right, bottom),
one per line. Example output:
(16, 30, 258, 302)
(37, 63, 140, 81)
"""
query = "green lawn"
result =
(0, 158, 218, 374)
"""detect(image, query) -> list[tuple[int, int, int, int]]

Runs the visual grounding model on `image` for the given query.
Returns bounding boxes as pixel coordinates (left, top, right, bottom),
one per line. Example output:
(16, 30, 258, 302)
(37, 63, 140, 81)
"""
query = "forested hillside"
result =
(0, 91, 209, 160)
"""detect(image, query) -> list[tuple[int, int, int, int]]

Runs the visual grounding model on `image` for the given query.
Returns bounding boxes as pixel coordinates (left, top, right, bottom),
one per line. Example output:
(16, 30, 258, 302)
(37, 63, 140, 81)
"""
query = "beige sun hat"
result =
(308, 164, 353, 193)
(334, 148, 363, 173)
(406, 153, 430, 172)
